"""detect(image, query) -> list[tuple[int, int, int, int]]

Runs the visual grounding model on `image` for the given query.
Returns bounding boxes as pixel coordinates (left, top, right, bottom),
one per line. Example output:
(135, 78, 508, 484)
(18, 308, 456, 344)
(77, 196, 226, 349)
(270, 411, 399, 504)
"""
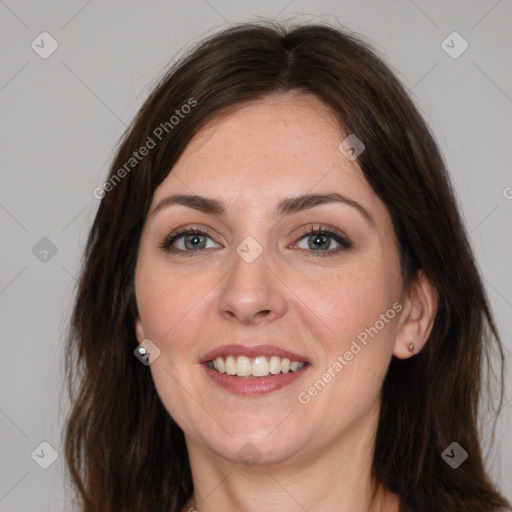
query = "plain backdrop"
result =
(1, 1, 511, 510)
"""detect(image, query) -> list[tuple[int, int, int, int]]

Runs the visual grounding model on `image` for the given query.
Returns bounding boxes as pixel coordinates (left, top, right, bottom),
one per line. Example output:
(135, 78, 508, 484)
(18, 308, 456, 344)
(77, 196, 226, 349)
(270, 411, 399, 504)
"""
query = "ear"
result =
(393, 269, 439, 359)
(130, 288, 145, 344)
(134, 316, 145, 344)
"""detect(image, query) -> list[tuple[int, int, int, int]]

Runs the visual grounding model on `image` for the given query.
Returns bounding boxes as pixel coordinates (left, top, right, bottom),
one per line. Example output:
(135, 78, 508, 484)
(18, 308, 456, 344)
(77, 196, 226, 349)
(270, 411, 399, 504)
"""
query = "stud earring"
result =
(408, 342, 415, 353)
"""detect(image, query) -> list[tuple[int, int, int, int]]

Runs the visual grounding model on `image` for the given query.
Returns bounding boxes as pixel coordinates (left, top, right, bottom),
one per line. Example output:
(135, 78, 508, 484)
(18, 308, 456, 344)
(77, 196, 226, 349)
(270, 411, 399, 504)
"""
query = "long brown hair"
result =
(64, 20, 511, 511)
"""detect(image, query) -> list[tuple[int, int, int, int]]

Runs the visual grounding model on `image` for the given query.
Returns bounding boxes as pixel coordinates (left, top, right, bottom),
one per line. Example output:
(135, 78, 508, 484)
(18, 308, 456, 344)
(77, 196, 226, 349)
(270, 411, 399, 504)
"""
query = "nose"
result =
(217, 241, 288, 325)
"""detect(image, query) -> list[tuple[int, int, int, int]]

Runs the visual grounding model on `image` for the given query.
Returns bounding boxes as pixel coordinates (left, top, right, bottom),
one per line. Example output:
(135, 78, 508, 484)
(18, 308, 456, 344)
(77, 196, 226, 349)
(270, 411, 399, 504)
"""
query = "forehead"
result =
(153, 92, 379, 217)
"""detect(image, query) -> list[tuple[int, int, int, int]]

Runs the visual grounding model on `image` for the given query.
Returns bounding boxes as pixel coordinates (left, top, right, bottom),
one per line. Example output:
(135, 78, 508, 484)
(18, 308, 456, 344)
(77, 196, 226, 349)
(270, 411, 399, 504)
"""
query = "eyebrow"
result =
(150, 192, 375, 228)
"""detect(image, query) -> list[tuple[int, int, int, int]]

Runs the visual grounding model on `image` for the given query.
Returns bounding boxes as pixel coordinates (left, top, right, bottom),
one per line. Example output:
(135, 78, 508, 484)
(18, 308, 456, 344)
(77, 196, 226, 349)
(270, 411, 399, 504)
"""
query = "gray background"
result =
(1, 0, 511, 509)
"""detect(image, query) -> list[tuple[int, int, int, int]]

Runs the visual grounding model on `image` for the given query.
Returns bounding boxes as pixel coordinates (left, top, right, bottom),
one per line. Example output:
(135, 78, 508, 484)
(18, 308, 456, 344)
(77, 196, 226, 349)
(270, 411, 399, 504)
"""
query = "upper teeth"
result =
(208, 355, 306, 377)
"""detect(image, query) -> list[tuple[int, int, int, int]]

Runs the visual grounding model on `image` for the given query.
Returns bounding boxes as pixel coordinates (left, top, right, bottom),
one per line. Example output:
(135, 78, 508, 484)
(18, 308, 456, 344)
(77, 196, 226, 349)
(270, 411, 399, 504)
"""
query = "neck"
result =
(181, 399, 400, 512)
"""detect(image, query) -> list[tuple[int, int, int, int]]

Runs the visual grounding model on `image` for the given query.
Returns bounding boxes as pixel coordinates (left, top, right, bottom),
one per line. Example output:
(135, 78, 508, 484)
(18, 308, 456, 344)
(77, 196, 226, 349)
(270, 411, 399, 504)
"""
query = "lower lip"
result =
(202, 363, 309, 395)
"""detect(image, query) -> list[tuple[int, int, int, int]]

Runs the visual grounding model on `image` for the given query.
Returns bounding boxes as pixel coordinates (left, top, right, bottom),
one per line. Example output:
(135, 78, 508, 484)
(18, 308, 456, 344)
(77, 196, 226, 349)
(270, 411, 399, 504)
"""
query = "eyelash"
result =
(160, 224, 352, 259)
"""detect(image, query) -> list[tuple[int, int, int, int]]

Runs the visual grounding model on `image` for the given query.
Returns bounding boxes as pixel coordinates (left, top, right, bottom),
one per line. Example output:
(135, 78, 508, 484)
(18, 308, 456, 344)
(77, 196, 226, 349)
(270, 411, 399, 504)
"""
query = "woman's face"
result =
(134, 92, 406, 466)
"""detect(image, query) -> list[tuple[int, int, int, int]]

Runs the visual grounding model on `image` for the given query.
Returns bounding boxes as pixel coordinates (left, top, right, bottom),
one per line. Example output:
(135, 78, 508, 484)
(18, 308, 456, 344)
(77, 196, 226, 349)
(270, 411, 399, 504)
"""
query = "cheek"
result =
(298, 263, 399, 349)
(136, 262, 202, 340)
(135, 259, 223, 386)
(294, 271, 398, 421)
(295, 264, 399, 395)
(134, 262, 212, 426)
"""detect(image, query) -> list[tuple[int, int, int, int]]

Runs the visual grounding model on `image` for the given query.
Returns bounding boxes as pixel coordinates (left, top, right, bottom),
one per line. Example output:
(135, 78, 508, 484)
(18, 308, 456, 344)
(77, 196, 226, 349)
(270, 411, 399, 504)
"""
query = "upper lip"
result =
(200, 344, 310, 364)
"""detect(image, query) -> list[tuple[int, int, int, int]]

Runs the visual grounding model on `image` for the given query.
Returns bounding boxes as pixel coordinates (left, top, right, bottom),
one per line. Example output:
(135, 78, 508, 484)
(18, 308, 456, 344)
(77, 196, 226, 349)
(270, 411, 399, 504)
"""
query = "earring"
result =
(408, 342, 415, 353)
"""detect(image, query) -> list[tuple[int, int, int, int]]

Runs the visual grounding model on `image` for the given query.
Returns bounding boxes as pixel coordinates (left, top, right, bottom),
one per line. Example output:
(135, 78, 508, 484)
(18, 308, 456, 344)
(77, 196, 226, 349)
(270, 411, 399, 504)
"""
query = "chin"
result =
(190, 420, 309, 468)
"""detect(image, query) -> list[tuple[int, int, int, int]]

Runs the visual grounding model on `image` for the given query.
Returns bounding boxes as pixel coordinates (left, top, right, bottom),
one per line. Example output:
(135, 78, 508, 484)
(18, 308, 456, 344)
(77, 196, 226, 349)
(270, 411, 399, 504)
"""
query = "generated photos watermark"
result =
(93, 98, 198, 199)
(298, 301, 403, 405)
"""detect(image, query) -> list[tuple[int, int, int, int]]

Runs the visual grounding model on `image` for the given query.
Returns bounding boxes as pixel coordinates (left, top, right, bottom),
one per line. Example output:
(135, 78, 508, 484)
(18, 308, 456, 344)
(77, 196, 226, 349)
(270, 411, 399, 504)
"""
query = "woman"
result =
(64, 21, 511, 512)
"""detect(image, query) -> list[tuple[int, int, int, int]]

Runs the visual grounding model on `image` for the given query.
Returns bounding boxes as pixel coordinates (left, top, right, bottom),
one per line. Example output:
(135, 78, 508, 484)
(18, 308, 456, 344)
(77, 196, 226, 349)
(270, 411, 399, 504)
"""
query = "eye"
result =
(161, 228, 219, 256)
(293, 225, 352, 258)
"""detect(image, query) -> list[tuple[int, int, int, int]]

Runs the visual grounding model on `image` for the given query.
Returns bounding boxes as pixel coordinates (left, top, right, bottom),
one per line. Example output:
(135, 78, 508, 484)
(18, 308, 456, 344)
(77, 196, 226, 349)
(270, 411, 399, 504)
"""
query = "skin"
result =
(134, 91, 438, 512)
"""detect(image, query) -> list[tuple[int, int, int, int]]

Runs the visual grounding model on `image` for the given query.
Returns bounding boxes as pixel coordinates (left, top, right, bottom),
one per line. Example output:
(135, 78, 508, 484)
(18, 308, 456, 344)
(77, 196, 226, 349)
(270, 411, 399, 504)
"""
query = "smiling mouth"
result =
(205, 355, 307, 378)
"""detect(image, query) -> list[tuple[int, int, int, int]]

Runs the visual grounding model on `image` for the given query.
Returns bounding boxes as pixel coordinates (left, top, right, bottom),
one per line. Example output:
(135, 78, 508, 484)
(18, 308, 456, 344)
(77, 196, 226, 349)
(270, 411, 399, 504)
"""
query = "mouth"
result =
(205, 355, 307, 377)
(200, 344, 310, 395)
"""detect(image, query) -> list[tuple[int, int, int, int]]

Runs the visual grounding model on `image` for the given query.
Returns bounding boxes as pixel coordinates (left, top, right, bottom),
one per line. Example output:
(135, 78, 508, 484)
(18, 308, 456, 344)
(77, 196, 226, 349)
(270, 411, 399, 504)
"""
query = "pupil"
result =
(311, 234, 328, 250)
(187, 234, 203, 248)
